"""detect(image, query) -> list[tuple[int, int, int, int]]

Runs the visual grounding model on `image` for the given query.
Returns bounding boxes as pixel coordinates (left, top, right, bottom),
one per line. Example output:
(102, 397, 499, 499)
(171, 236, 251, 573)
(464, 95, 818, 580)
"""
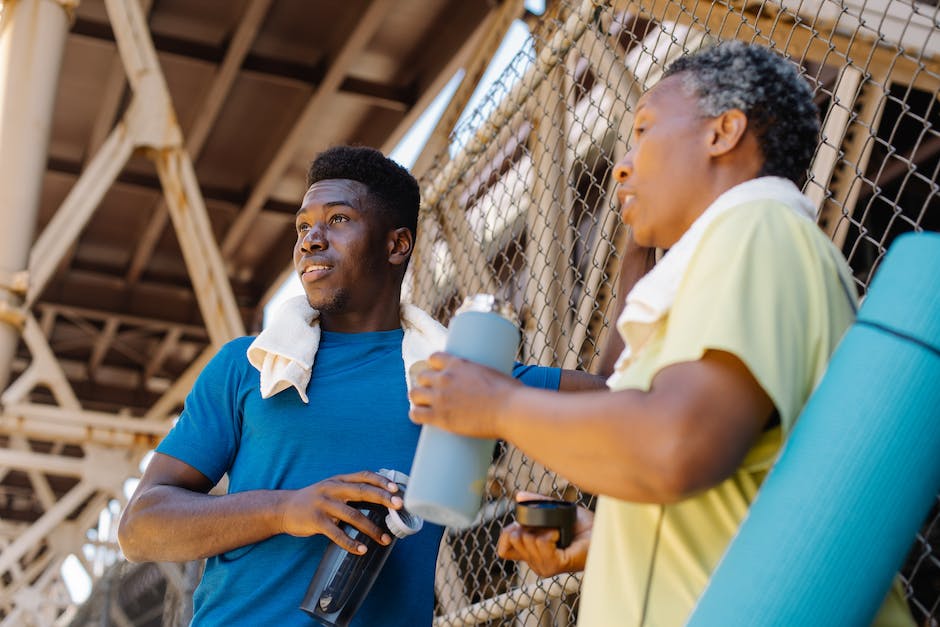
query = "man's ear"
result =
(388, 227, 413, 266)
(708, 108, 749, 157)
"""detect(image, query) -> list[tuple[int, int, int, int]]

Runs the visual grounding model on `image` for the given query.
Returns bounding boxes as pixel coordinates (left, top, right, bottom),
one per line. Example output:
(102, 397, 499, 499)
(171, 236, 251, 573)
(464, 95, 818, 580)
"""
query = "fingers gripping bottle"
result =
(300, 469, 423, 626)
(406, 294, 521, 528)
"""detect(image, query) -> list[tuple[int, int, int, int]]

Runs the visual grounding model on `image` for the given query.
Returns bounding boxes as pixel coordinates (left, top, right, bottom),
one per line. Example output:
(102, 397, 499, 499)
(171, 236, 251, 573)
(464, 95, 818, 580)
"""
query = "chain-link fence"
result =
(409, 0, 940, 625)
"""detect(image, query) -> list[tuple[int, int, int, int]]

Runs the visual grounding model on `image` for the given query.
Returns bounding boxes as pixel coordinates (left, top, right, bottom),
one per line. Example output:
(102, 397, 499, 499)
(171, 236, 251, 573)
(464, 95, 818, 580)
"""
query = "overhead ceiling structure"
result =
(0, 0, 522, 623)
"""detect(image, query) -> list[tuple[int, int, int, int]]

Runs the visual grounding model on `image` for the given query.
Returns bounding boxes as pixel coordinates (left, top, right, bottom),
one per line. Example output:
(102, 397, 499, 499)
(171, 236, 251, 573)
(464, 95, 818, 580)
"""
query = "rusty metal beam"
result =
(0, 403, 170, 448)
(38, 302, 207, 338)
(0, 449, 84, 478)
(26, 123, 136, 307)
(85, 0, 156, 162)
(2, 314, 81, 410)
(811, 71, 888, 248)
(87, 0, 245, 345)
(143, 326, 183, 384)
(0, 0, 71, 393)
(524, 65, 576, 366)
(0, 481, 96, 580)
(125, 0, 275, 286)
(87, 317, 120, 381)
(10, 354, 175, 396)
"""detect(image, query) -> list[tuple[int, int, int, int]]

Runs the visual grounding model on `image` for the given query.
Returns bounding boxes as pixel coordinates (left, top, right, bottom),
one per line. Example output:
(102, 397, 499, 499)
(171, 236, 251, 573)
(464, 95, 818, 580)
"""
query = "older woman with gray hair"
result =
(409, 41, 913, 626)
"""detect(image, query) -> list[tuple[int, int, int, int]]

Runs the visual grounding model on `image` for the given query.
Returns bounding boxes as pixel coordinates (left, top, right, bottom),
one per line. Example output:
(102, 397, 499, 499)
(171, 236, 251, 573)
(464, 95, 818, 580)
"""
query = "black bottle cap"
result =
(514, 499, 577, 549)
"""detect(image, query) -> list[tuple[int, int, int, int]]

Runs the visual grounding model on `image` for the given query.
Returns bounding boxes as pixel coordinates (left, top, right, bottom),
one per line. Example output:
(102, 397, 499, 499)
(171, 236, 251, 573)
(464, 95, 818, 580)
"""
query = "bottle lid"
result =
(515, 499, 577, 549)
(377, 468, 410, 489)
(377, 468, 423, 538)
(455, 294, 519, 326)
(385, 507, 423, 539)
(515, 499, 576, 528)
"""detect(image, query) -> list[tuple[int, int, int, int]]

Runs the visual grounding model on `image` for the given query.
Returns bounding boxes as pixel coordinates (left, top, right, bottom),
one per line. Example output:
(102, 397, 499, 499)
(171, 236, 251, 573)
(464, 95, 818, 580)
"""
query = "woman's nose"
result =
(612, 159, 631, 183)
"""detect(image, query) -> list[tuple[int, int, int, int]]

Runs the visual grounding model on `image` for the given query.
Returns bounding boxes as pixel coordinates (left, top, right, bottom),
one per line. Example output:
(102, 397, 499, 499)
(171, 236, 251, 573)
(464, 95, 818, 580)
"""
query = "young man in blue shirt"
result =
(118, 146, 602, 626)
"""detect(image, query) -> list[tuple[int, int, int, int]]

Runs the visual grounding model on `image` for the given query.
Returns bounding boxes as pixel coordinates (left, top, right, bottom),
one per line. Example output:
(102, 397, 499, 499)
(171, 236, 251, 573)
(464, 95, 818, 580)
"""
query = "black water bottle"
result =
(300, 469, 423, 626)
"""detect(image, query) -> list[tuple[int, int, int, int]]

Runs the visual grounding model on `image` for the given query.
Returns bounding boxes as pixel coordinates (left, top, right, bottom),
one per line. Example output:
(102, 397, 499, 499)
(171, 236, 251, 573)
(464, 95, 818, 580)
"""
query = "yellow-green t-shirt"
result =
(578, 200, 913, 626)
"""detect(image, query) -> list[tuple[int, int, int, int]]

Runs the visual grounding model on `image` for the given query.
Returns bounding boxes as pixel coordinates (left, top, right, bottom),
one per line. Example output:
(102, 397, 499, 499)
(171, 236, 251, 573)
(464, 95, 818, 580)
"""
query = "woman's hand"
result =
(496, 491, 594, 578)
(409, 352, 521, 439)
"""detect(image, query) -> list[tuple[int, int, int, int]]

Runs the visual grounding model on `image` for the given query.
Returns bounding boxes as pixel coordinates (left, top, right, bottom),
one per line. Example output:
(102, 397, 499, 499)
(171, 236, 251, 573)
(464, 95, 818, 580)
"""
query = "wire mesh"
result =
(411, 1, 940, 625)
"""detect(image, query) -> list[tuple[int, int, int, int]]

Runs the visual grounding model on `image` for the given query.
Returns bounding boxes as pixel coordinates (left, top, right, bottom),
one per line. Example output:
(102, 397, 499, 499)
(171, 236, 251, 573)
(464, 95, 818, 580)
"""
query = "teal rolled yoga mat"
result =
(686, 232, 940, 626)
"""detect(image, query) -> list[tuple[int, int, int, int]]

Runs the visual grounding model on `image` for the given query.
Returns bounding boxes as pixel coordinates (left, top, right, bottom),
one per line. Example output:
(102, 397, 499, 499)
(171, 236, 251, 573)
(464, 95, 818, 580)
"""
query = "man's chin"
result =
(304, 289, 348, 314)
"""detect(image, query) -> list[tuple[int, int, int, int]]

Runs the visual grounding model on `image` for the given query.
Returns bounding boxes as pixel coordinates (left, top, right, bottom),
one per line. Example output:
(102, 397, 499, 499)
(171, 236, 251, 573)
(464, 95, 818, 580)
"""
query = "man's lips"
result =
(300, 262, 334, 282)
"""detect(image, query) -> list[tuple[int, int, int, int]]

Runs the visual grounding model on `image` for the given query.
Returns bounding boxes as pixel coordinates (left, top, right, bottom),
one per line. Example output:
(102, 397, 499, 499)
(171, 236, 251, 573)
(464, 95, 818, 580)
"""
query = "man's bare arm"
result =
(557, 369, 608, 391)
(118, 453, 401, 562)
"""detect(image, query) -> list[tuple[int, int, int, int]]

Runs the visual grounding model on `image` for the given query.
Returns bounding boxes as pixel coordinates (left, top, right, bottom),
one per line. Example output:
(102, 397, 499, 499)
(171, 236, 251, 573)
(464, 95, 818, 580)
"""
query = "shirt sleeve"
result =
(655, 204, 821, 433)
(155, 339, 250, 484)
(511, 363, 562, 391)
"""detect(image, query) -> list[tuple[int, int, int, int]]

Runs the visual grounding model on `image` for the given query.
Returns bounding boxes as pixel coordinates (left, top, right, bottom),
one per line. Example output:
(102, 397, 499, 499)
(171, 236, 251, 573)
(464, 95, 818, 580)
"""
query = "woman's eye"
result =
(296, 223, 309, 233)
(330, 214, 349, 224)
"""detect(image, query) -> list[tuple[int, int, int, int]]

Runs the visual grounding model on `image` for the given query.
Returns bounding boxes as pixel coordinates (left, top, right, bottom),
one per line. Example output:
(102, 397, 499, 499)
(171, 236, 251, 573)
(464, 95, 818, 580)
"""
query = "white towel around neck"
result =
(247, 294, 447, 402)
(609, 176, 816, 379)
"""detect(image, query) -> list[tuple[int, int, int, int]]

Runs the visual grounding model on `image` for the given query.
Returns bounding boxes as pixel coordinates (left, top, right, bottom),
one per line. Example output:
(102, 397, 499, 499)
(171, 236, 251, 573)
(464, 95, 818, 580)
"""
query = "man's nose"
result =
(301, 224, 328, 251)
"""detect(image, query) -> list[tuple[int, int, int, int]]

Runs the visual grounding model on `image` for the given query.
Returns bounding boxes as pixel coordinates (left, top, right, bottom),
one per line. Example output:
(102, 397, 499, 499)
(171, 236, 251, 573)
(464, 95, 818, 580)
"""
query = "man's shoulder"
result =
(217, 335, 256, 356)
(203, 336, 257, 375)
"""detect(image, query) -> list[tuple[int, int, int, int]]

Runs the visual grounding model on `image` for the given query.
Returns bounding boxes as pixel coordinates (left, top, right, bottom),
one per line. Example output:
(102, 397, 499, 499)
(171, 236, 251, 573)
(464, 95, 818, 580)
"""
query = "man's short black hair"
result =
(664, 41, 820, 186)
(306, 145, 420, 236)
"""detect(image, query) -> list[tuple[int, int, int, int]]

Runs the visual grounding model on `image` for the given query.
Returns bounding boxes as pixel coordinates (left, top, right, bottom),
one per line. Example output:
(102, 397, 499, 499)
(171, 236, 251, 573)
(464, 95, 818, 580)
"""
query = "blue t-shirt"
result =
(157, 330, 561, 626)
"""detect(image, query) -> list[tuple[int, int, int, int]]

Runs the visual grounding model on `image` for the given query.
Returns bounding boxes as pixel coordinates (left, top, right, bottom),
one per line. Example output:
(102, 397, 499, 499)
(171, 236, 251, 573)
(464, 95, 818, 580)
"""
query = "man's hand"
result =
(278, 470, 403, 555)
(408, 352, 521, 439)
(497, 491, 593, 578)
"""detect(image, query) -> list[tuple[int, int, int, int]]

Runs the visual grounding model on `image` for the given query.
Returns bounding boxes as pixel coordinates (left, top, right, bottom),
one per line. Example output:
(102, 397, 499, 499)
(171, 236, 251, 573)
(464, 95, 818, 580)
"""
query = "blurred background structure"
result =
(0, 0, 937, 625)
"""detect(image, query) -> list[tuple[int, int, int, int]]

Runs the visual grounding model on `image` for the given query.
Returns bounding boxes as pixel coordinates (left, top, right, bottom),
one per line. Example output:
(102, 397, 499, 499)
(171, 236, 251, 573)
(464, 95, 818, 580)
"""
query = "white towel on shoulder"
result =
(609, 176, 816, 380)
(247, 294, 447, 403)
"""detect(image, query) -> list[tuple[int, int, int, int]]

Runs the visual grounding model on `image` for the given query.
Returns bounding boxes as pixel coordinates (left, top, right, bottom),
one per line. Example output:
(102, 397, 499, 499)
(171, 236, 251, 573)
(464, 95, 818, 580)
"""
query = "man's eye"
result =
(330, 215, 349, 224)
(296, 223, 310, 233)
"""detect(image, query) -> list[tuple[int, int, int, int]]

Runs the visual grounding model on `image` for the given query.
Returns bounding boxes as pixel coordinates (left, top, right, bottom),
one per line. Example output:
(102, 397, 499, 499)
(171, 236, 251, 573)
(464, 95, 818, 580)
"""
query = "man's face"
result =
(613, 74, 714, 248)
(293, 179, 392, 314)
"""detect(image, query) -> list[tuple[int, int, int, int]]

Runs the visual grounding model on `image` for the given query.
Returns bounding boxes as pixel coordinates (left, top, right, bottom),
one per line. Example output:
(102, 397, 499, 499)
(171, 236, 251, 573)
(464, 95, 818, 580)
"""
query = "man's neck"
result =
(317, 301, 402, 334)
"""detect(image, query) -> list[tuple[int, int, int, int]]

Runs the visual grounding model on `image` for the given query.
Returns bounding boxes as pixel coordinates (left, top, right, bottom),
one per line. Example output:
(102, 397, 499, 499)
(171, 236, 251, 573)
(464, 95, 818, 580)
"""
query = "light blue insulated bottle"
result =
(405, 294, 520, 528)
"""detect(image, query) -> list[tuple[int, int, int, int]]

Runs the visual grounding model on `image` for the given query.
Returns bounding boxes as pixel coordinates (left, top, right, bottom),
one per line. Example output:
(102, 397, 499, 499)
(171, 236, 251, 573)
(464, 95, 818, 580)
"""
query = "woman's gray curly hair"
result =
(664, 41, 820, 186)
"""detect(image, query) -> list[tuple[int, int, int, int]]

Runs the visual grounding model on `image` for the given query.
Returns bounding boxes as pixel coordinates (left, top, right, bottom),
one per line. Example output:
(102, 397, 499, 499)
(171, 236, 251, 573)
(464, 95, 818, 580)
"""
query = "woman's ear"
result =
(388, 227, 414, 266)
(708, 108, 749, 157)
